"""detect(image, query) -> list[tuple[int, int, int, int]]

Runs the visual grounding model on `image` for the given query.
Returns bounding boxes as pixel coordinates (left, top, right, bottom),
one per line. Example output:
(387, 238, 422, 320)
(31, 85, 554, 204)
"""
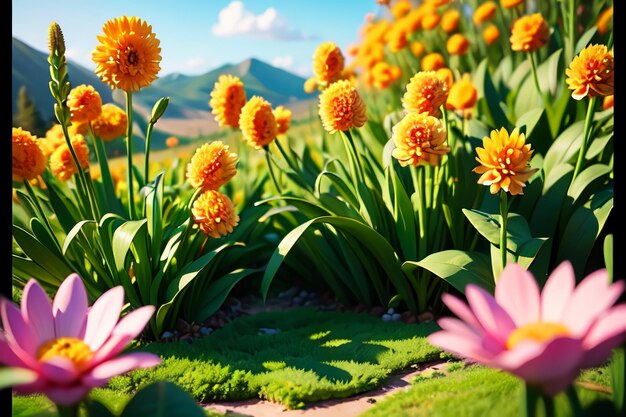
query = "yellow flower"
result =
(12, 127, 46, 182)
(91, 103, 128, 141)
(446, 33, 470, 55)
(312, 41, 345, 86)
(186, 141, 238, 191)
(510, 13, 549, 53)
(165, 136, 179, 148)
(239, 96, 277, 149)
(402, 71, 449, 116)
(391, 0, 412, 20)
(304, 77, 319, 94)
(273, 106, 292, 136)
(473, 1, 497, 25)
(387, 25, 408, 52)
(66, 84, 103, 123)
(482, 24, 500, 46)
(92, 16, 162, 92)
(421, 52, 446, 71)
(603, 95, 614, 110)
(473, 127, 538, 195)
(446, 73, 477, 112)
(435, 67, 454, 91)
(318, 80, 368, 134)
(209, 75, 247, 128)
(391, 113, 449, 167)
(565, 44, 614, 100)
(597, 6, 613, 35)
(410, 41, 426, 58)
(440, 9, 460, 33)
(191, 190, 239, 238)
(501, 0, 525, 9)
(372, 62, 402, 90)
(49, 134, 90, 181)
(421, 11, 441, 30)
(41, 124, 67, 158)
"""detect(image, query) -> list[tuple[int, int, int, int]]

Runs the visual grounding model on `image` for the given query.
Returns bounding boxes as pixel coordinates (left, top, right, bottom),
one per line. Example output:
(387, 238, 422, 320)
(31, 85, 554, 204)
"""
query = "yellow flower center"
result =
(506, 322, 570, 350)
(37, 337, 94, 370)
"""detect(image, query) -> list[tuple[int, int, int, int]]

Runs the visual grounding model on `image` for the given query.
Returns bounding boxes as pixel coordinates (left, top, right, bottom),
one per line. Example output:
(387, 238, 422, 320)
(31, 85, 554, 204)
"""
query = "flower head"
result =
(273, 105, 292, 136)
(304, 77, 319, 94)
(565, 44, 614, 101)
(209, 75, 247, 128)
(186, 141, 238, 191)
(387, 25, 408, 52)
(371, 61, 402, 90)
(435, 67, 454, 91)
(447, 33, 470, 55)
(239, 96, 277, 149)
(49, 135, 90, 181)
(501, 0, 525, 9)
(446, 73, 477, 112)
(597, 6, 613, 35)
(318, 80, 368, 134)
(440, 9, 460, 33)
(421, 52, 446, 71)
(510, 13, 549, 53)
(603, 95, 614, 110)
(92, 16, 161, 92)
(428, 261, 626, 396)
(391, 0, 412, 20)
(191, 190, 239, 238)
(402, 71, 449, 116)
(473, 127, 538, 195)
(91, 103, 128, 141)
(12, 128, 46, 182)
(66, 85, 103, 124)
(473, 1, 497, 25)
(41, 124, 67, 158)
(312, 41, 345, 86)
(165, 136, 179, 148)
(421, 11, 441, 30)
(483, 24, 500, 46)
(410, 41, 426, 58)
(391, 112, 449, 167)
(0, 274, 161, 405)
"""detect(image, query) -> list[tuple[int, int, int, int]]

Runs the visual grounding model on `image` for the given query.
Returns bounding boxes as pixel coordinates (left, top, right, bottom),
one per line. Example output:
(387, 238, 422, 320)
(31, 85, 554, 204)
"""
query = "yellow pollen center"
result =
(506, 322, 570, 350)
(37, 337, 94, 370)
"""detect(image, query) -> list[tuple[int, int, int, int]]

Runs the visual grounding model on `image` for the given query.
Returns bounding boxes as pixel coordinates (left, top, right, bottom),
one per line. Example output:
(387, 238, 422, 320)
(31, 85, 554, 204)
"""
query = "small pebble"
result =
(382, 314, 392, 322)
(258, 327, 281, 335)
(387, 308, 395, 315)
(391, 313, 401, 321)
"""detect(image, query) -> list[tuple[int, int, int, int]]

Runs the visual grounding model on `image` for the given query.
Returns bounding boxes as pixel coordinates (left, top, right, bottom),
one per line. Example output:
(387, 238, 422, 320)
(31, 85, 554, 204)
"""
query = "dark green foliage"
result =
(13, 85, 47, 137)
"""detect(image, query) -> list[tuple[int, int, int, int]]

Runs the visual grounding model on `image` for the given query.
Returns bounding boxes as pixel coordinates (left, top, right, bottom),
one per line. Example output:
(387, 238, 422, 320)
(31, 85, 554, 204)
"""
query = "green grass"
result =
(359, 362, 619, 417)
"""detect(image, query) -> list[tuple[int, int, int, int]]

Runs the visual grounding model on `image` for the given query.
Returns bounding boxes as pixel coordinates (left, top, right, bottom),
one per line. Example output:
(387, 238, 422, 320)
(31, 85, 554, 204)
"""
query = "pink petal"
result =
(84, 286, 125, 351)
(438, 317, 481, 337)
(494, 337, 584, 386)
(442, 293, 482, 331)
(1, 298, 38, 357)
(82, 352, 161, 387)
(21, 280, 55, 345)
(0, 334, 29, 368)
(52, 274, 88, 338)
(580, 304, 626, 368)
(89, 306, 155, 365)
(495, 263, 540, 326)
(428, 331, 496, 363)
(541, 261, 575, 322)
(466, 285, 515, 346)
(562, 270, 624, 336)
(537, 371, 582, 396)
(44, 385, 91, 406)
(39, 356, 79, 384)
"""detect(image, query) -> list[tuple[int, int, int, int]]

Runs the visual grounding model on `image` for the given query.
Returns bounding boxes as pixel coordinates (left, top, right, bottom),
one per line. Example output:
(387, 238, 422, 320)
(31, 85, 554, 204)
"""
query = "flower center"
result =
(37, 337, 94, 370)
(506, 322, 570, 349)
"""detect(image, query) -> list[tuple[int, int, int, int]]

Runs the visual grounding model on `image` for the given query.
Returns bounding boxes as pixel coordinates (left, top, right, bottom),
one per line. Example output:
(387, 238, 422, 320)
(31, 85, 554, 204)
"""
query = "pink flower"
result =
(1, 274, 161, 406)
(428, 261, 626, 395)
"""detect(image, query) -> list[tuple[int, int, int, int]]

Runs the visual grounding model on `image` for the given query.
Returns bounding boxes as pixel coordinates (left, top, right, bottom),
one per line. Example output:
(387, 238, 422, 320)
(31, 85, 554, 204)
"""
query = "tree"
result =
(13, 85, 47, 137)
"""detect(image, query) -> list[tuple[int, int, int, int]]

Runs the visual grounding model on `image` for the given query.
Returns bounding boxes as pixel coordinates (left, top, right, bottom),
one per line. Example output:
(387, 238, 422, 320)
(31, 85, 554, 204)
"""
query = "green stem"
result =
(520, 383, 541, 417)
(264, 146, 282, 194)
(568, 0, 576, 64)
(89, 124, 120, 214)
(23, 180, 62, 253)
(125, 91, 137, 220)
(566, 385, 583, 417)
(528, 52, 550, 111)
(55, 404, 80, 417)
(571, 96, 597, 185)
(499, 189, 509, 271)
(341, 129, 366, 188)
(144, 121, 156, 186)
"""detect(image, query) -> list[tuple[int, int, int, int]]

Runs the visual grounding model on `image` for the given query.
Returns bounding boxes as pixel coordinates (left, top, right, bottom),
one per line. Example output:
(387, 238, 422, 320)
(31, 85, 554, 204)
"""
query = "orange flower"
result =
(312, 41, 345, 86)
(191, 190, 239, 238)
(473, 127, 538, 195)
(603, 95, 614, 110)
(239, 96, 277, 149)
(92, 16, 161, 92)
(421, 11, 441, 30)
(12, 127, 46, 182)
(304, 77, 319, 94)
(421, 52, 446, 71)
(376, 0, 391, 5)
(440, 9, 460, 33)
(510, 13, 549, 52)
(482, 24, 500, 46)
(402, 71, 449, 116)
(410, 41, 426, 58)
(391, 0, 412, 20)
(165, 136, 179, 148)
(435, 67, 454, 90)
(391, 113, 449, 167)
(91, 103, 128, 141)
(387, 25, 408, 52)
(318, 80, 368, 134)
(273, 105, 292, 136)
(41, 124, 67, 158)
(372, 61, 402, 90)
(447, 33, 470, 55)
(501, 0, 525, 9)
(597, 6, 613, 35)
(209, 75, 247, 129)
(66, 85, 103, 123)
(49, 134, 90, 181)
(186, 141, 238, 191)
(565, 44, 614, 101)
(473, 1, 497, 25)
(446, 73, 477, 112)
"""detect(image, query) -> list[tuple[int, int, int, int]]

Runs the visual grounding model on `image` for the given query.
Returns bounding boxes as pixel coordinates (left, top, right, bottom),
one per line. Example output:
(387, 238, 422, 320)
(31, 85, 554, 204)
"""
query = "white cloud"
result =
(272, 55, 294, 69)
(271, 56, 312, 77)
(212, 1, 315, 40)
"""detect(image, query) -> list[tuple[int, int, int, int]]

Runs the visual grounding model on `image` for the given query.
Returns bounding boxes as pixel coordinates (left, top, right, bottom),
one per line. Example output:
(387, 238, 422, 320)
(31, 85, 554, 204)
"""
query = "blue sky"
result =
(12, 0, 382, 77)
